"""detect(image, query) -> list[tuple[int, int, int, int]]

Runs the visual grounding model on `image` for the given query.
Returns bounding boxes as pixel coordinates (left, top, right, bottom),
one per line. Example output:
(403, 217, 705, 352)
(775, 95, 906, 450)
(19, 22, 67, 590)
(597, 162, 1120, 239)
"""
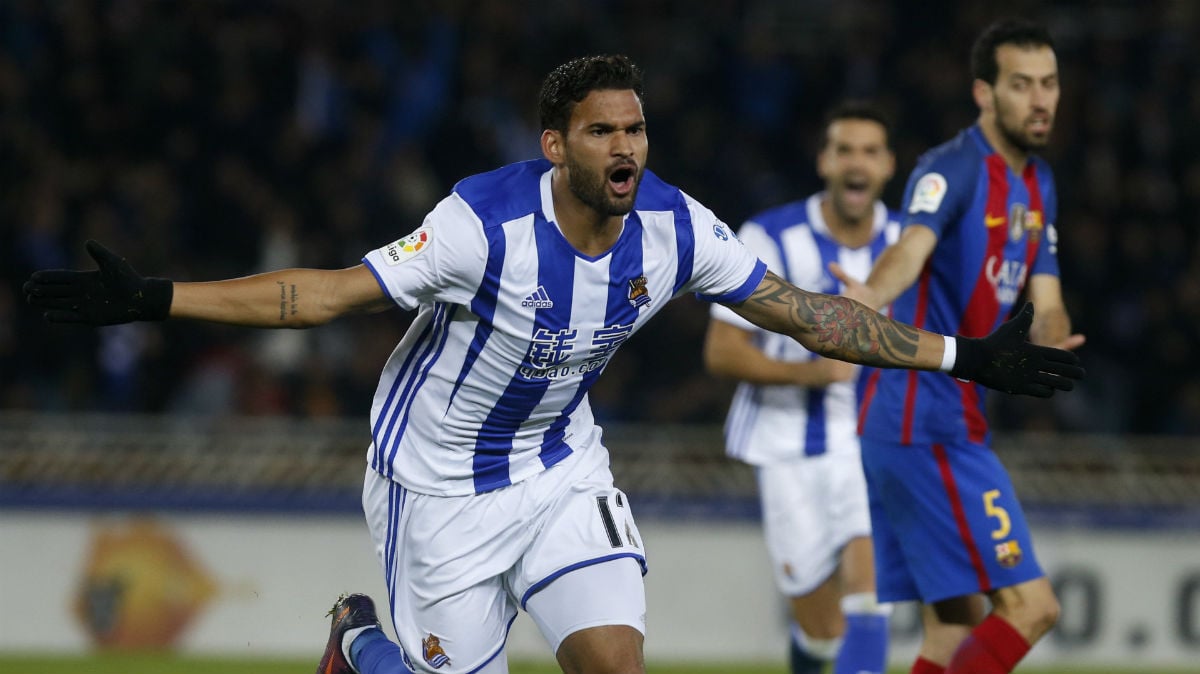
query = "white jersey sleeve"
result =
(709, 220, 778, 331)
(362, 194, 488, 310)
(678, 192, 767, 304)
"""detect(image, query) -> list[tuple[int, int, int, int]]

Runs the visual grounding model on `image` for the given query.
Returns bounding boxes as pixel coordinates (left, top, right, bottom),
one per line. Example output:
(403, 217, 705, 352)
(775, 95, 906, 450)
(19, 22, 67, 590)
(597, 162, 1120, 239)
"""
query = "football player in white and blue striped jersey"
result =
(706, 104, 900, 674)
(27, 57, 1083, 674)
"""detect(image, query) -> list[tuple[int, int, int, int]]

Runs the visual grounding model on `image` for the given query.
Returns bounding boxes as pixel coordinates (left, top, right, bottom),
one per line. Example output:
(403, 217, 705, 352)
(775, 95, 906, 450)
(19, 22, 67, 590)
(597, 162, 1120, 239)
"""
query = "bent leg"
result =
(943, 577, 1058, 674)
(988, 576, 1060, 643)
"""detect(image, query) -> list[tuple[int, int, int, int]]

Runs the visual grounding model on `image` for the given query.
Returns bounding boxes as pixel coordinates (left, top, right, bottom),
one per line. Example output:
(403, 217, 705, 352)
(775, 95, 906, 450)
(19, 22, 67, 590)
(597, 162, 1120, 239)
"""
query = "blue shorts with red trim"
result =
(861, 437, 1044, 603)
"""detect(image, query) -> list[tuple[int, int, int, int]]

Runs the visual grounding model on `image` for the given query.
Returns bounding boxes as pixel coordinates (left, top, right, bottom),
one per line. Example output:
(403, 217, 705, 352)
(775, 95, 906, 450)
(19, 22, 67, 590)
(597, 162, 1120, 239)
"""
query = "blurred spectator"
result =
(3, 0, 1197, 433)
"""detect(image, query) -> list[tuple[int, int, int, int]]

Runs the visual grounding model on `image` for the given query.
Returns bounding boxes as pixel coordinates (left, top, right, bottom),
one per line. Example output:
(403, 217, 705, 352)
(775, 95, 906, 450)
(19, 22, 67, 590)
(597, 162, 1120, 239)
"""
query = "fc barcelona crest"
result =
(628, 275, 651, 309)
(995, 540, 1023, 568)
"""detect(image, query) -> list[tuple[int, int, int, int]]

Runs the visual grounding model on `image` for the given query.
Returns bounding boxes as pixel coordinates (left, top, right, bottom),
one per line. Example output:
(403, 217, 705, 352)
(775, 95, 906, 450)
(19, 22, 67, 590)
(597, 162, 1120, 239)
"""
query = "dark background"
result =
(2, 0, 1197, 434)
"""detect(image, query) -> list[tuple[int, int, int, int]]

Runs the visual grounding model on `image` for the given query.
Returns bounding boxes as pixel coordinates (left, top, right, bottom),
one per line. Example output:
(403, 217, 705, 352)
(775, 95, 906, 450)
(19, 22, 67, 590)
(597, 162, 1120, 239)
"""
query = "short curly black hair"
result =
(970, 18, 1055, 85)
(538, 55, 644, 133)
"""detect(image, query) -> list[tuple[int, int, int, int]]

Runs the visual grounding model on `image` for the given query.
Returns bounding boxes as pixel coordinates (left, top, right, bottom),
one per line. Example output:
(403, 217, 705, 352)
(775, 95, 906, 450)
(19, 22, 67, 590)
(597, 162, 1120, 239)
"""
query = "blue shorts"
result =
(861, 438, 1044, 603)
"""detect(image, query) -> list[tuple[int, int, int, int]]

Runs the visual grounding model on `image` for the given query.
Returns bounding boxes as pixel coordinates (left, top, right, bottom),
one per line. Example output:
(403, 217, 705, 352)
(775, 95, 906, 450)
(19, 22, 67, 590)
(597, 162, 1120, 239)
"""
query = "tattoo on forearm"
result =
(277, 281, 299, 320)
(742, 273, 921, 367)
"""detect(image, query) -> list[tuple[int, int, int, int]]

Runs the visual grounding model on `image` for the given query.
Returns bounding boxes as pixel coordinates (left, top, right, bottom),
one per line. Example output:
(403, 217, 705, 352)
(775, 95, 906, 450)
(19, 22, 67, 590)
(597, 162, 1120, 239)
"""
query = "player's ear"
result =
(541, 129, 564, 164)
(972, 79, 993, 113)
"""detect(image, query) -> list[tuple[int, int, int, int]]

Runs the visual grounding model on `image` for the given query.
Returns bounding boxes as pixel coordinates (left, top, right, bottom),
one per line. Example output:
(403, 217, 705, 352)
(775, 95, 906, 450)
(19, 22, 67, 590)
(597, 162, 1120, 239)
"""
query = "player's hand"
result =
(828, 261, 881, 311)
(950, 302, 1084, 397)
(24, 240, 173, 325)
(1054, 333, 1087, 351)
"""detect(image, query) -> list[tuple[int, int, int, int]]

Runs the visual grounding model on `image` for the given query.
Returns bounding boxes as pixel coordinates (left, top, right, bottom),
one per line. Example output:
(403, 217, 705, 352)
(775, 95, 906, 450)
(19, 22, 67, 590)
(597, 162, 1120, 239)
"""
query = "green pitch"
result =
(0, 654, 1193, 674)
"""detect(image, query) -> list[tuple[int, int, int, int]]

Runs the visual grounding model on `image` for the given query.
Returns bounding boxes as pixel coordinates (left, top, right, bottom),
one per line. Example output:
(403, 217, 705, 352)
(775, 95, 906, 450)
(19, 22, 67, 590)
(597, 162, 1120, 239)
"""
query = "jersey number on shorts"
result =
(596, 495, 636, 548)
(983, 489, 1012, 540)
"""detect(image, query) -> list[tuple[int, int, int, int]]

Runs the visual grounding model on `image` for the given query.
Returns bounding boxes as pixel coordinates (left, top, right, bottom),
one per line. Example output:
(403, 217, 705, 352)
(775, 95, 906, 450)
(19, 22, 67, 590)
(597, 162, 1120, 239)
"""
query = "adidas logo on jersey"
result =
(521, 286, 554, 309)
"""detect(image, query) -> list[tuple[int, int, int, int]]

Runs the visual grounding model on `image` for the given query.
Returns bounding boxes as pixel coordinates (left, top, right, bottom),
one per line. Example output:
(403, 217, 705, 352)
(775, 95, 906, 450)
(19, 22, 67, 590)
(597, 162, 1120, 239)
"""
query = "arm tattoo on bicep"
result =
(740, 272, 921, 367)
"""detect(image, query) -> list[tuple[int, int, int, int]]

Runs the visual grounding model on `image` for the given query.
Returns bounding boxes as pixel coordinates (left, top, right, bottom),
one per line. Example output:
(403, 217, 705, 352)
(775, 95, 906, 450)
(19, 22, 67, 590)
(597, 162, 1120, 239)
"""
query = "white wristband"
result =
(939, 335, 957, 372)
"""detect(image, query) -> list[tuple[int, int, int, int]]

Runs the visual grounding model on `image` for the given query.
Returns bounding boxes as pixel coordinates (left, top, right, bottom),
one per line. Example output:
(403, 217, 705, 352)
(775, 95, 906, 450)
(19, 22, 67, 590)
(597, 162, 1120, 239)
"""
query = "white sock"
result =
(841, 591, 893, 616)
(791, 622, 842, 660)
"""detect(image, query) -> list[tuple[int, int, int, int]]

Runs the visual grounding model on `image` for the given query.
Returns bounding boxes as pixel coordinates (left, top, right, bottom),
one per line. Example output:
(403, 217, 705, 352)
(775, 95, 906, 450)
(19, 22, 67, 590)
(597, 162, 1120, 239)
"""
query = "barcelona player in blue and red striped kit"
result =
(834, 19, 1085, 674)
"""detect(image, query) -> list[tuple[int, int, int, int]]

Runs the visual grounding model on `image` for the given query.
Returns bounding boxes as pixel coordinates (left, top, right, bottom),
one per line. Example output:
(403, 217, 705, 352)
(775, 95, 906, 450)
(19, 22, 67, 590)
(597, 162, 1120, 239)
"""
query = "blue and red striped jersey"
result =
(859, 125, 1061, 445)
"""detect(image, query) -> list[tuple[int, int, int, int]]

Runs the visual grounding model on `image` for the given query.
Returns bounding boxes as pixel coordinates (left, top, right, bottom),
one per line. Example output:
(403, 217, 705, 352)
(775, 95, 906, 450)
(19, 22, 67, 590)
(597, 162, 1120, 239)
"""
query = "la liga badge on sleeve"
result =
(381, 227, 433, 266)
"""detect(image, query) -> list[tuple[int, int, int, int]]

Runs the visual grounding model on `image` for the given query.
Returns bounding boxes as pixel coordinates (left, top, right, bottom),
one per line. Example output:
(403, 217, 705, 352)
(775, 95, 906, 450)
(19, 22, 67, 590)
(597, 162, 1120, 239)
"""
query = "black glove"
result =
(24, 240, 173, 325)
(950, 302, 1084, 397)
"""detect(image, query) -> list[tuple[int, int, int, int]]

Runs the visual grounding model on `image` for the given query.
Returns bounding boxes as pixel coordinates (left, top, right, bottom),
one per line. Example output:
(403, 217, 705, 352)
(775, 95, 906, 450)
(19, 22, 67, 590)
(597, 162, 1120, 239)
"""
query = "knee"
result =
(995, 584, 1060, 641)
(1030, 592, 1061, 635)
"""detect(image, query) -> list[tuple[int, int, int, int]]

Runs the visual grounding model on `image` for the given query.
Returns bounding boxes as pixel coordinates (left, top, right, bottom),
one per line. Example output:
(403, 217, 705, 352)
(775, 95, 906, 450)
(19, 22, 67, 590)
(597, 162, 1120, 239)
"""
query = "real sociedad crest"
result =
(628, 275, 651, 308)
(422, 633, 451, 669)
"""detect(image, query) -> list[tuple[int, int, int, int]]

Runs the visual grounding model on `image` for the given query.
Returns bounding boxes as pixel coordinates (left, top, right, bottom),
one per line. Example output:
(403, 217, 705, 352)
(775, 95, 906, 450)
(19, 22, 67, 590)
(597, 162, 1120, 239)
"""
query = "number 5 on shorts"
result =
(983, 489, 1011, 540)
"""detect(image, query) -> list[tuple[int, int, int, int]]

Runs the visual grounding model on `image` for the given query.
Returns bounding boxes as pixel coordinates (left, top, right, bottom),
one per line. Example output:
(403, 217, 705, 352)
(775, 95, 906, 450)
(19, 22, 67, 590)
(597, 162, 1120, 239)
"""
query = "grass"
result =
(0, 654, 1192, 674)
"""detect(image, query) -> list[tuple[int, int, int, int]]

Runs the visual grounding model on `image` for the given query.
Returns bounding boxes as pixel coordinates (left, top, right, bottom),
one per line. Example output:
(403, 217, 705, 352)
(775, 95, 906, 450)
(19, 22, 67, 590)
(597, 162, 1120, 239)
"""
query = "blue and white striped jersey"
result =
(363, 159, 767, 496)
(711, 193, 900, 465)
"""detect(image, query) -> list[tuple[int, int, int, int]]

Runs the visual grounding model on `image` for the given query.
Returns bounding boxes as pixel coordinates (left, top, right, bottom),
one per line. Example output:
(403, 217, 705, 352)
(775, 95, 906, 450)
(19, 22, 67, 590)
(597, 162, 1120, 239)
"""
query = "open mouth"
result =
(843, 175, 870, 198)
(609, 165, 636, 196)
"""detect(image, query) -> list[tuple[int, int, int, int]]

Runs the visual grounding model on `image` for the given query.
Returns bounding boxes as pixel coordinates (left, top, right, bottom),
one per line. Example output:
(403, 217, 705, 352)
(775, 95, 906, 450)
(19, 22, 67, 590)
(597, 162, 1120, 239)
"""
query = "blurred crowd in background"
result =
(2, 0, 1198, 434)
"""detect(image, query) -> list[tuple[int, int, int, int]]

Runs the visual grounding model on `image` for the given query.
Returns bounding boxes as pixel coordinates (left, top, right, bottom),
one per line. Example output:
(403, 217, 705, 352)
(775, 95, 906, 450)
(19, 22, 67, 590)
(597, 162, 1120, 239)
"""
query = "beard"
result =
(564, 152, 641, 217)
(995, 96, 1053, 152)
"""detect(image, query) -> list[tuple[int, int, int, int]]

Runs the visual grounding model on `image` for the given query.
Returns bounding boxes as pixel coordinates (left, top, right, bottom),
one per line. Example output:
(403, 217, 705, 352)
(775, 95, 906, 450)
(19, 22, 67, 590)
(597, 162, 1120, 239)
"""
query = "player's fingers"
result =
(85, 239, 120, 269)
(1035, 350, 1085, 381)
(1021, 382, 1055, 398)
(1033, 370, 1075, 392)
(25, 282, 89, 299)
(827, 261, 852, 283)
(1054, 333, 1086, 352)
(1002, 302, 1034, 337)
(1040, 345, 1080, 363)
(29, 296, 84, 310)
(27, 270, 89, 285)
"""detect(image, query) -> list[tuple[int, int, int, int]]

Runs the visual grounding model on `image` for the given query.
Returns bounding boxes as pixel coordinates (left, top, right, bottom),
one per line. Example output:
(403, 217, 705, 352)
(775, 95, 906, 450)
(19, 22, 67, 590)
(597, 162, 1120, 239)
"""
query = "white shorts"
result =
(362, 449, 648, 673)
(757, 452, 872, 597)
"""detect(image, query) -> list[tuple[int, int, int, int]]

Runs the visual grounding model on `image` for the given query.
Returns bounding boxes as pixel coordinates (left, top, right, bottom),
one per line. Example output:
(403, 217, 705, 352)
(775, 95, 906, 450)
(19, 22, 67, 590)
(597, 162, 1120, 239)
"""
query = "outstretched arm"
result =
(703, 318, 855, 387)
(727, 270, 939, 370)
(171, 265, 392, 327)
(724, 270, 1084, 397)
(25, 240, 393, 328)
